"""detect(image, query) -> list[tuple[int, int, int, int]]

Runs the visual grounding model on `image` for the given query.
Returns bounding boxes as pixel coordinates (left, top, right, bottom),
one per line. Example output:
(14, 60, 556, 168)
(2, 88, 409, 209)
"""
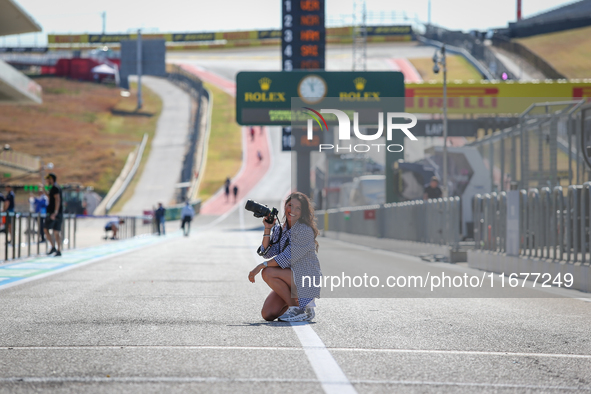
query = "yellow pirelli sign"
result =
(405, 80, 591, 114)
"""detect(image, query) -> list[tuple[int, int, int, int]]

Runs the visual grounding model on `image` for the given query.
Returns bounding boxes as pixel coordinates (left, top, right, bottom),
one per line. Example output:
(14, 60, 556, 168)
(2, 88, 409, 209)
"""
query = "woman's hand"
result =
(263, 215, 275, 230)
(248, 263, 265, 283)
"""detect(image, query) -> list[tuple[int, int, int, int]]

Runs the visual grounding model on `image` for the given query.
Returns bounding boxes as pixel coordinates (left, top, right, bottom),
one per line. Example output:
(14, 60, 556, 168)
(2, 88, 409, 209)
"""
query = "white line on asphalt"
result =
(2, 345, 591, 360)
(0, 376, 588, 390)
(243, 228, 357, 394)
(290, 322, 357, 394)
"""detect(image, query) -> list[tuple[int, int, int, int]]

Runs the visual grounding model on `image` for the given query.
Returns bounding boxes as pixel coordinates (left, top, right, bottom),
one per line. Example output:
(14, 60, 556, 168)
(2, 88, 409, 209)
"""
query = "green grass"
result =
(0, 78, 161, 196)
(517, 25, 591, 79)
(198, 82, 243, 202)
(409, 55, 484, 82)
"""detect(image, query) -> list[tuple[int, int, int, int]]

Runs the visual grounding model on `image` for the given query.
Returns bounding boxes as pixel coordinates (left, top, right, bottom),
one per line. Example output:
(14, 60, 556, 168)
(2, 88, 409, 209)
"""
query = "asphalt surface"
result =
(1, 204, 591, 393)
(1, 42, 589, 393)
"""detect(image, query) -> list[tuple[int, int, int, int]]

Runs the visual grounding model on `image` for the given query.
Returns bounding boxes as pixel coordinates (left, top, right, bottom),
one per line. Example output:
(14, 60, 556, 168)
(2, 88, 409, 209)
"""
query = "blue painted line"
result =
(0, 231, 182, 291)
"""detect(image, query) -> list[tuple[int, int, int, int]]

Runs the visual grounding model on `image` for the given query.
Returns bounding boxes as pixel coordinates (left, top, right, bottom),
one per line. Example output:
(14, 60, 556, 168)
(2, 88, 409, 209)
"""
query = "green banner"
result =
(236, 71, 405, 126)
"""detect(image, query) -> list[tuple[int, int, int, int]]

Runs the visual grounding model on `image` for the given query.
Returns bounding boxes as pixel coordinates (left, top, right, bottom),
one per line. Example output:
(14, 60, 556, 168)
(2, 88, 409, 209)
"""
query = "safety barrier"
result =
(469, 101, 587, 192)
(0, 213, 155, 263)
(317, 197, 461, 249)
(0, 213, 76, 261)
(167, 65, 207, 205)
(473, 183, 591, 263)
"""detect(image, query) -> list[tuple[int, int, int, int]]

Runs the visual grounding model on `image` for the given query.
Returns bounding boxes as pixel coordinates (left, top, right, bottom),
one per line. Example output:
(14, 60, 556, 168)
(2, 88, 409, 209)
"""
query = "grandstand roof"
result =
(515, 0, 591, 27)
(0, 0, 42, 37)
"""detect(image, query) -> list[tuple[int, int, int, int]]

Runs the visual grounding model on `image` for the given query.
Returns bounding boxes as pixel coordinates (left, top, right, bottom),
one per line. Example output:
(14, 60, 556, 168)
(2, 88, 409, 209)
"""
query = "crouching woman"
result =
(248, 192, 322, 322)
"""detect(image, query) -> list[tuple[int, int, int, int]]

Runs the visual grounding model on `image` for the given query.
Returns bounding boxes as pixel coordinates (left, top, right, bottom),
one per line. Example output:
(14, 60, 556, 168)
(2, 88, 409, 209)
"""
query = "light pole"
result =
(433, 45, 448, 197)
(137, 29, 143, 110)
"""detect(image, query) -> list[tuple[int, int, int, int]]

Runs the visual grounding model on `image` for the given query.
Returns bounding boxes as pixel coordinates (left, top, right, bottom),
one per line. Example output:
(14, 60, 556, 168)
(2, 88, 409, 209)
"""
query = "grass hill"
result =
(0, 78, 161, 195)
(517, 25, 591, 79)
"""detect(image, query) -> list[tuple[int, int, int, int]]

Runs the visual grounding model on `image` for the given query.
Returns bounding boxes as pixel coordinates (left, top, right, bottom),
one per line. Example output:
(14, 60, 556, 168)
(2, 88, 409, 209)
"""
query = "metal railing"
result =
(167, 65, 208, 204)
(0, 213, 76, 261)
(110, 215, 156, 241)
(473, 183, 591, 264)
(469, 101, 586, 192)
(0, 213, 156, 263)
(317, 197, 461, 249)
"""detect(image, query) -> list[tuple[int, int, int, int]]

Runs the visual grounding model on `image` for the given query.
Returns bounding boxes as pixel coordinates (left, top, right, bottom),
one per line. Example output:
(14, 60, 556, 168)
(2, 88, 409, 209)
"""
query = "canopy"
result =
(91, 64, 116, 75)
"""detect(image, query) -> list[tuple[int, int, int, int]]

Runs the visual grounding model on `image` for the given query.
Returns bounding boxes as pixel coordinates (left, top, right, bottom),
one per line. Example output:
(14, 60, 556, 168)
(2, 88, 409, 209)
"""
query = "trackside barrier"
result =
(317, 197, 461, 250)
(0, 213, 156, 263)
(473, 183, 591, 263)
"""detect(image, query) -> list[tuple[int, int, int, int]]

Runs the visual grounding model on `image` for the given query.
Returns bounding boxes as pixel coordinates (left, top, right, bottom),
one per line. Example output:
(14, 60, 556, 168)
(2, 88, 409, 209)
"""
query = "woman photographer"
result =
(248, 192, 322, 322)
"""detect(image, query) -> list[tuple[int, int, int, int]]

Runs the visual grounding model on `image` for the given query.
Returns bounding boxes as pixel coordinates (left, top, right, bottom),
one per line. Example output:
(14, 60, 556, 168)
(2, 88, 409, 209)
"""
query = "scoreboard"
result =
(281, 0, 325, 71)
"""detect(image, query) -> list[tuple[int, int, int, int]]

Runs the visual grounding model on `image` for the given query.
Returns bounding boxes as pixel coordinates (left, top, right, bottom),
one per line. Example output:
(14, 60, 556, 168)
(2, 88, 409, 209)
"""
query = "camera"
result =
(245, 200, 278, 224)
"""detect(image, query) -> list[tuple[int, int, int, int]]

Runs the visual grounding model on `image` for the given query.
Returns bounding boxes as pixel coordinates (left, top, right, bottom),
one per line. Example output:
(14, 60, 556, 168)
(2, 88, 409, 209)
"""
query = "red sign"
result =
(364, 210, 376, 220)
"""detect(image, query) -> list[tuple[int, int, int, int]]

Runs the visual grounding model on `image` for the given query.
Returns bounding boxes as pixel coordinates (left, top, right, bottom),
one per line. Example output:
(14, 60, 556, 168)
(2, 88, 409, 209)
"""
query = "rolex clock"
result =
(297, 75, 327, 104)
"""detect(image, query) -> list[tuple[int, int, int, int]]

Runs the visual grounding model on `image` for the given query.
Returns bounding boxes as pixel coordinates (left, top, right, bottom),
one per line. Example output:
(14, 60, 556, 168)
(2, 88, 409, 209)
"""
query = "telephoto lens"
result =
(245, 200, 278, 224)
(244, 200, 271, 218)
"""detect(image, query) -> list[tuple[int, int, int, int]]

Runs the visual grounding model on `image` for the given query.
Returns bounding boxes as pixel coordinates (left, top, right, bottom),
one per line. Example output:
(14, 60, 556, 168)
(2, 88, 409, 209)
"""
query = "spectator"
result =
(4, 185, 14, 243)
(104, 218, 124, 240)
(44, 173, 63, 257)
(423, 176, 443, 200)
(224, 177, 231, 202)
(233, 185, 239, 203)
(180, 201, 195, 237)
(250, 126, 255, 142)
(155, 203, 166, 235)
(34, 187, 48, 243)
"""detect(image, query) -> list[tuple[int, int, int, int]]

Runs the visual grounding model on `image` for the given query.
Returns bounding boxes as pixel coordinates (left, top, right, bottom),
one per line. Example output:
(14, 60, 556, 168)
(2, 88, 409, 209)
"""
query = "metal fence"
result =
(167, 65, 208, 204)
(423, 26, 514, 80)
(0, 213, 155, 263)
(469, 101, 587, 192)
(474, 183, 591, 263)
(317, 197, 461, 249)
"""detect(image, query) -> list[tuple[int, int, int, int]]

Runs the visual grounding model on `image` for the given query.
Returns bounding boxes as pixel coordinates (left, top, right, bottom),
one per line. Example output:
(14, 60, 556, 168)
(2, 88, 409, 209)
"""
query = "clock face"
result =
(298, 75, 327, 104)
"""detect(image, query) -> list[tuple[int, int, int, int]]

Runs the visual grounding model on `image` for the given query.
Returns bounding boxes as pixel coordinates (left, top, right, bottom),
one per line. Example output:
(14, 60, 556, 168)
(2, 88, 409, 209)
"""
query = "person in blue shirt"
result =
(180, 201, 195, 236)
(33, 187, 48, 243)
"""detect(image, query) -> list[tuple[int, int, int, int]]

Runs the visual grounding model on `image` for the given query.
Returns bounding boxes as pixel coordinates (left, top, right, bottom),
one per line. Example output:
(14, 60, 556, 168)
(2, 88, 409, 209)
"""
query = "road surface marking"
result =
(2, 345, 591, 359)
(0, 376, 588, 390)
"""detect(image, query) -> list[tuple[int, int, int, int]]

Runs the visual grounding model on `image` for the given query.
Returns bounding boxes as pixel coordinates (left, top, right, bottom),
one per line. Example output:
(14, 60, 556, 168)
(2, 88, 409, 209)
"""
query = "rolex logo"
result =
(258, 77, 272, 91)
(354, 77, 366, 91)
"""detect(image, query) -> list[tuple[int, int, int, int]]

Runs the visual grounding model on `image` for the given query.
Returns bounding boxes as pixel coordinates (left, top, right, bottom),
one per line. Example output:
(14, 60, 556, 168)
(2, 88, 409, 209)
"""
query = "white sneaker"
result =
(278, 306, 307, 322)
(304, 306, 315, 321)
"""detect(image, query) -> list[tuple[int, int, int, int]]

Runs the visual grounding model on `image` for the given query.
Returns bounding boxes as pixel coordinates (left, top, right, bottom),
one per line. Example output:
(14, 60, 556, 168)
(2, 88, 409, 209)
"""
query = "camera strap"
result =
(257, 221, 290, 256)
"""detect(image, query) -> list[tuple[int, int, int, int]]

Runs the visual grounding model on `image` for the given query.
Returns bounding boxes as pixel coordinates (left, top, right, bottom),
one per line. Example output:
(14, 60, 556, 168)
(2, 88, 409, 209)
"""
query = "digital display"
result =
(282, 0, 325, 71)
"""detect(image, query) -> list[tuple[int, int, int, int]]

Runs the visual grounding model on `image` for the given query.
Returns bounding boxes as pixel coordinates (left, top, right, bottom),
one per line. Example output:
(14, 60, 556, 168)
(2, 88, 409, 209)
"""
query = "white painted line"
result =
(242, 228, 356, 394)
(3, 345, 590, 360)
(0, 376, 587, 391)
(290, 323, 357, 393)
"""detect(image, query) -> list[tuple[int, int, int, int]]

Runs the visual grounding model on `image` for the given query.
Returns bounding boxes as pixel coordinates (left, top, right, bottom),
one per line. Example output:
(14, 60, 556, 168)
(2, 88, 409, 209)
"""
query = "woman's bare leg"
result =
(261, 267, 298, 307)
(261, 291, 288, 321)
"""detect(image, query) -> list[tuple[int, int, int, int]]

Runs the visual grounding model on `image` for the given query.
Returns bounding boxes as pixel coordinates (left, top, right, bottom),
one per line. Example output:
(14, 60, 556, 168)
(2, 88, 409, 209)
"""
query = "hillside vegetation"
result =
(517, 25, 591, 79)
(409, 55, 483, 83)
(0, 78, 161, 194)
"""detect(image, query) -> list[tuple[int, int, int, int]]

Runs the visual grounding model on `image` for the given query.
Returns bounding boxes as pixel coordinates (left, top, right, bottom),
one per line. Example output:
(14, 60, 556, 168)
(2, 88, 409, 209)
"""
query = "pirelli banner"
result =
(406, 81, 591, 114)
(48, 25, 412, 45)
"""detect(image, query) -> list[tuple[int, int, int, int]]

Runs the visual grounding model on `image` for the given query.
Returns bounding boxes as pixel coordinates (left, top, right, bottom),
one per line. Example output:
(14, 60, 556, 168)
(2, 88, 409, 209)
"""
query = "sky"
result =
(2, 0, 577, 46)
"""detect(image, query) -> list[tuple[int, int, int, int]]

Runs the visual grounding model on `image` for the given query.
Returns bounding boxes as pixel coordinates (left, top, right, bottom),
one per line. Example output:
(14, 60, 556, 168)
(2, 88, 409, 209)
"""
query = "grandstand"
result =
(0, 0, 42, 104)
(507, 0, 591, 38)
